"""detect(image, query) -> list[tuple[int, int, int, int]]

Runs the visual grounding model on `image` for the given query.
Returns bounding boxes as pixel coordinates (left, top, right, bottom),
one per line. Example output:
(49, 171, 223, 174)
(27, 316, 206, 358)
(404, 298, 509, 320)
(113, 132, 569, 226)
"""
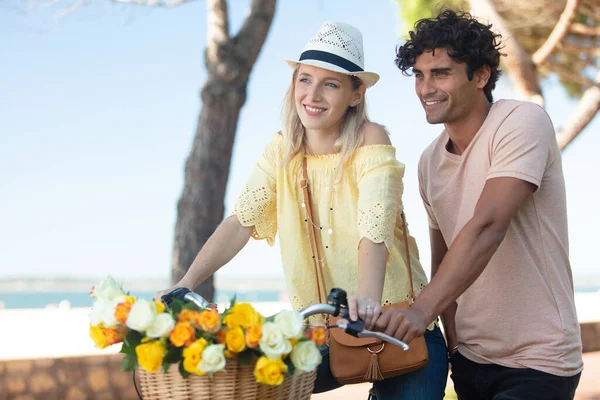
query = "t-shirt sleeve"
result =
(487, 103, 557, 190)
(231, 133, 280, 245)
(356, 147, 405, 253)
(418, 154, 440, 230)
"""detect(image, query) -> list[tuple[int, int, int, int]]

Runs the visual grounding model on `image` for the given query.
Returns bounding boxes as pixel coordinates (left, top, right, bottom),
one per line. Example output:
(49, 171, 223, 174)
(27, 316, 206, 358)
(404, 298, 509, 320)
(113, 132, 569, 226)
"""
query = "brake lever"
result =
(336, 321, 410, 351)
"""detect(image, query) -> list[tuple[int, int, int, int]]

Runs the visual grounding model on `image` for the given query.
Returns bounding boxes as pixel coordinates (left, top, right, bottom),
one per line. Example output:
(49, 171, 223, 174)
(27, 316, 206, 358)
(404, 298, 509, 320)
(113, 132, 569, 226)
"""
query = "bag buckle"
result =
(367, 343, 385, 354)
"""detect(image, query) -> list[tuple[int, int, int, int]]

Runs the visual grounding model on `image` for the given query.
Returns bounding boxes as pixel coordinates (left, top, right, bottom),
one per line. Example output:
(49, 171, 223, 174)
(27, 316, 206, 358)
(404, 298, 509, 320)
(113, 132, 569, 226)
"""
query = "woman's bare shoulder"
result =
(361, 122, 392, 146)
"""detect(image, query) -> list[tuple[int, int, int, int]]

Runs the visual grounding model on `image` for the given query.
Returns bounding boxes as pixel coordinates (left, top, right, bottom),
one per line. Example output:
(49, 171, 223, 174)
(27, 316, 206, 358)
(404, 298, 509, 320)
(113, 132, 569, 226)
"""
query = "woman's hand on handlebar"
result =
(347, 295, 381, 330)
(154, 281, 190, 303)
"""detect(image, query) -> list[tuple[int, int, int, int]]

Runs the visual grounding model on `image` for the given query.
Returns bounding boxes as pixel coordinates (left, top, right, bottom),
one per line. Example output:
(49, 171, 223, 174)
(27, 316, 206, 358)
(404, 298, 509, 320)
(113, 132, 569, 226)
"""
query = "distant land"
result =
(0, 273, 598, 293)
(0, 276, 287, 293)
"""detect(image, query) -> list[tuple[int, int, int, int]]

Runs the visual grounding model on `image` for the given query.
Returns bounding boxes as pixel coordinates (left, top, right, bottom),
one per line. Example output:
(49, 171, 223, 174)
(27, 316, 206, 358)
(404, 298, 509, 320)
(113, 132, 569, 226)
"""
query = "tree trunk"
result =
(470, 0, 544, 105)
(171, 0, 276, 301)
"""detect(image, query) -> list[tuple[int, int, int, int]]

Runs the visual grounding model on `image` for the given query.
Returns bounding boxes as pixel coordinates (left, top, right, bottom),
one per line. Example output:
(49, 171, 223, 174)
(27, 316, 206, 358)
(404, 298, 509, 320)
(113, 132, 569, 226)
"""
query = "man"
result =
(375, 9, 583, 399)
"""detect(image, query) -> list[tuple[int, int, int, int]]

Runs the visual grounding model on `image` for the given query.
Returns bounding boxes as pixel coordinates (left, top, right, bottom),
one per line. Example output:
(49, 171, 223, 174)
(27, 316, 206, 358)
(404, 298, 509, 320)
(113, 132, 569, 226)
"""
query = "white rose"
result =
(89, 298, 118, 327)
(92, 276, 124, 301)
(199, 344, 226, 373)
(291, 340, 322, 373)
(274, 310, 304, 339)
(126, 299, 156, 332)
(146, 313, 175, 338)
(259, 322, 292, 360)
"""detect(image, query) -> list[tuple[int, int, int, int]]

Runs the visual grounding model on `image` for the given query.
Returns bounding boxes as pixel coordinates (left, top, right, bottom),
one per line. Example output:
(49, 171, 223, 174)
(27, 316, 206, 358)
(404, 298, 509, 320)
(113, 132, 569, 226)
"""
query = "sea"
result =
(0, 289, 285, 309)
(0, 286, 598, 310)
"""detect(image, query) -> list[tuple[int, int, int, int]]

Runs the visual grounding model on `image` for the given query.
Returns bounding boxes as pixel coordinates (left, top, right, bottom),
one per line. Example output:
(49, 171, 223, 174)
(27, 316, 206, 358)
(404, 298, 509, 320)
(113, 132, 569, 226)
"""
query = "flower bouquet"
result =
(88, 277, 327, 400)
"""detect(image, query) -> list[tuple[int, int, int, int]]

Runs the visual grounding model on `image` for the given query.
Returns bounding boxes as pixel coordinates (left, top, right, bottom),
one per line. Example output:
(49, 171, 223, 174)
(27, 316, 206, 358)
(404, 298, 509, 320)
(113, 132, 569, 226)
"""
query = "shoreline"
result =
(1, 295, 599, 361)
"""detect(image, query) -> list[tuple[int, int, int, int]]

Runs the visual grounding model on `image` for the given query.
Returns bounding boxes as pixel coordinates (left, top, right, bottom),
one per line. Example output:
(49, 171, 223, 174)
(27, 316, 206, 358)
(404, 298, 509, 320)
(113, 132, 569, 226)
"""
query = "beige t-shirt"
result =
(418, 99, 583, 376)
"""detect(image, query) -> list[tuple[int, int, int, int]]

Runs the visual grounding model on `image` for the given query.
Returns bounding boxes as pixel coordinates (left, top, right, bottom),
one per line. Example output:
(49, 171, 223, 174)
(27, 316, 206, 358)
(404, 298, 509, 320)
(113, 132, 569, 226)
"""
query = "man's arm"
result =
(375, 177, 535, 343)
(430, 227, 457, 352)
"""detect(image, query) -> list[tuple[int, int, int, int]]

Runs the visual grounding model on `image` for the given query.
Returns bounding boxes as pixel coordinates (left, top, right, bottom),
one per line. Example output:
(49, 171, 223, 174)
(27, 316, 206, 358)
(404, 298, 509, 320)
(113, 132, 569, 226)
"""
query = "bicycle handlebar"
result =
(161, 287, 410, 351)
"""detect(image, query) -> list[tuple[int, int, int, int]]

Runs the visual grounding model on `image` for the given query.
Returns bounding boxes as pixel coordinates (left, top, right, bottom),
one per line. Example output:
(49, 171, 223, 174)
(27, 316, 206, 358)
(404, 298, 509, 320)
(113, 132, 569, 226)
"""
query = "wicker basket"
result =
(137, 361, 317, 400)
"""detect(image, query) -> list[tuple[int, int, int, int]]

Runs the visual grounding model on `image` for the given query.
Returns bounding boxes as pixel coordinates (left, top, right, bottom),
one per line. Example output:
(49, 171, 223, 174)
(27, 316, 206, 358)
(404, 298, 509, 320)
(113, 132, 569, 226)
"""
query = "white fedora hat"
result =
(284, 21, 380, 87)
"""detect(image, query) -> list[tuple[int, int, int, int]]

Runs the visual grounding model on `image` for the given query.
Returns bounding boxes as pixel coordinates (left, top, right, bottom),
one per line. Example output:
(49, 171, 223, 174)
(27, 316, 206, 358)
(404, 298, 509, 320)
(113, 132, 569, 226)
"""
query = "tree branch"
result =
(206, 0, 229, 46)
(111, 0, 196, 7)
(233, 0, 276, 68)
(544, 60, 597, 88)
(469, 0, 544, 106)
(557, 43, 600, 58)
(532, 0, 579, 66)
(556, 72, 600, 150)
(569, 22, 600, 36)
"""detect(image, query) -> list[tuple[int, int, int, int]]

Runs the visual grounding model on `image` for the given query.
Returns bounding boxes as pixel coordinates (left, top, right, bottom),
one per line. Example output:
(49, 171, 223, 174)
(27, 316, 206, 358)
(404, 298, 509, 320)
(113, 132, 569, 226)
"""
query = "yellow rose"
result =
(245, 324, 262, 349)
(136, 341, 166, 373)
(225, 327, 246, 353)
(182, 338, 208, 375)
(89, 324, 108, 349)
(154, 301, 165, 314)
(224, 303, 261, 329)
(169, 321, 196, 347)
(198, 309, 221, 333)
(254, 356, 288, 386)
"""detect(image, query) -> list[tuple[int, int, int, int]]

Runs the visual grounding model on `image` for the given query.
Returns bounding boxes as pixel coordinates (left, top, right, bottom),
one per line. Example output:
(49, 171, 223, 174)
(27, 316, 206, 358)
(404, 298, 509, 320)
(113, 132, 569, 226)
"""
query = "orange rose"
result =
(178, 309, 201, 325)
(104, 327, 123, 346)
(310, 327, 327, 346)
(245, 324, 262, 349)
(115, 302, 132, 325)
(198, 309, 221, 333)
(169, 321, 196, 347)
(216, 329, 228, 344)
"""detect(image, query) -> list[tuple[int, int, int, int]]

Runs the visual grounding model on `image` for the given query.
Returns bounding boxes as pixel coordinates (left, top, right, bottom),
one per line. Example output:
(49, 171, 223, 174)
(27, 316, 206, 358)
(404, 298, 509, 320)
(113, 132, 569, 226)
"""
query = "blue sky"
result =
(1, 0, 598, 285)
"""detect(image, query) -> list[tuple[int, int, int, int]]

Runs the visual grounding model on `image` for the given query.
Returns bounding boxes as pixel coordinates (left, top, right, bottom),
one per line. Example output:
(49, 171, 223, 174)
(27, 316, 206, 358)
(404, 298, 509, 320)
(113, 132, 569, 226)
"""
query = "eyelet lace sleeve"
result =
(231, 134, 280, 246)
(356, 153, 405, 253)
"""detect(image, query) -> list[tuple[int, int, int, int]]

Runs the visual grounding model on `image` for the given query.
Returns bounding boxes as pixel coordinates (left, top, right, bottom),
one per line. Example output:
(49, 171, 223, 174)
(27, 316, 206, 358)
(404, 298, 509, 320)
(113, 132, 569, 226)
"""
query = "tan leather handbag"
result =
(300, 157, 428, 384)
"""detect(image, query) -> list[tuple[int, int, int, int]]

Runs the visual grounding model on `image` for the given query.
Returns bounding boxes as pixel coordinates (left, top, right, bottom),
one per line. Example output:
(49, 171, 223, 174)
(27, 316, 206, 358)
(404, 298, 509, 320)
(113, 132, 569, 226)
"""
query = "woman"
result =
(157, 21, 448, 399)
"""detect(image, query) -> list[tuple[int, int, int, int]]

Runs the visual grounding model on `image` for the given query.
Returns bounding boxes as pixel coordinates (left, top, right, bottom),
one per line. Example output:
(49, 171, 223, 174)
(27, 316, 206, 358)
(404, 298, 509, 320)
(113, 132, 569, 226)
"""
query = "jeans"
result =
(450, 351, 581, 400)
(314, 325, 449, 399)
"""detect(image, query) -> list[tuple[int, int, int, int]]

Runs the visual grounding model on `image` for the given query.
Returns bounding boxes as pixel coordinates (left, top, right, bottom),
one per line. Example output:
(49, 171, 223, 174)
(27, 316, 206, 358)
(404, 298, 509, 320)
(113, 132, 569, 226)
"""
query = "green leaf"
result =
(183, 302, 201, 312)
(283, 357, 296, 376)
(170, 299, 185, 315)
(121, 353, 138, 371)
(162, 362, 171, 373)
(178, 361, 191, 379)
(237, 351, 253, 366)
(124, 330, 142, 348)
(229, 295, 237, 309)
(164, 346, 183, 364)
(119, 344, 136, 356)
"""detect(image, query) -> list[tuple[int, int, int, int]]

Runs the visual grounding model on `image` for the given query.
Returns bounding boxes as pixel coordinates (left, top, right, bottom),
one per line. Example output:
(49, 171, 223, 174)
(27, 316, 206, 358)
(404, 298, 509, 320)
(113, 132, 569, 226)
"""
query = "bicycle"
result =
(132, 287, 409, 399)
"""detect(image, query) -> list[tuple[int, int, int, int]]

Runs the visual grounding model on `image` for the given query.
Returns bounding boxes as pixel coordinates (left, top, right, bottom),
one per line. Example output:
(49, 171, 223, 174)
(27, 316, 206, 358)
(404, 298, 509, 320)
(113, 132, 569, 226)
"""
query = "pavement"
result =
(312, 351, 600, 400)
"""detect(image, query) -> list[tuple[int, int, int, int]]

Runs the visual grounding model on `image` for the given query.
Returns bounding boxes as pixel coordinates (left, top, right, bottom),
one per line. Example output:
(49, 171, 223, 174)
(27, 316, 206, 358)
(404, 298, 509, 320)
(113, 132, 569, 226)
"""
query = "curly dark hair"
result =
(396, 9, 504, 102)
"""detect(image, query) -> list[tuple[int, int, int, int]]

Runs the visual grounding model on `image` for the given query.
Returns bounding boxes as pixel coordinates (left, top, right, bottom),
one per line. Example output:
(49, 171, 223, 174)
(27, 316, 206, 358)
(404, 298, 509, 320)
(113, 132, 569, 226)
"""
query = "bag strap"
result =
(301, 156, 328, 303)
(301, 157, 415, 304)
(400, 211, 415, 302)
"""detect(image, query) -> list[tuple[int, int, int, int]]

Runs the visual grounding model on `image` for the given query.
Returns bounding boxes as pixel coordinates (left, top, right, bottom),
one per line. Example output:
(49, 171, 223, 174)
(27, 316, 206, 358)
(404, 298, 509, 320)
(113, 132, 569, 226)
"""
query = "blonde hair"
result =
(281, 67, 370, 180)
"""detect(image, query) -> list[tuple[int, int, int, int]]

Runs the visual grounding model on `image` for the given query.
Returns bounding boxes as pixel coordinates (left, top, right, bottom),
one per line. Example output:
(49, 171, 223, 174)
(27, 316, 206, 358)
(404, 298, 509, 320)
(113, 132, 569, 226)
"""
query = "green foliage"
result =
(396, 0, 466, 35)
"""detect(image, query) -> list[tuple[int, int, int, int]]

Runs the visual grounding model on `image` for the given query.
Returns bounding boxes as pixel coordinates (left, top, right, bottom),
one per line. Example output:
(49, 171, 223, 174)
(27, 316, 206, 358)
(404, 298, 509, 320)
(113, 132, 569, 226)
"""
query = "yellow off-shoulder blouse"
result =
(233, 133, 429, 317)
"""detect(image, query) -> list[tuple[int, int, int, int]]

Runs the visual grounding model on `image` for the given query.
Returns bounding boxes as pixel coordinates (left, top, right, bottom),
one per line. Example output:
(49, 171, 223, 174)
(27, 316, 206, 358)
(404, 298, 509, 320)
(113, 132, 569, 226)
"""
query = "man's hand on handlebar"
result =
(374, 307, 427, 345)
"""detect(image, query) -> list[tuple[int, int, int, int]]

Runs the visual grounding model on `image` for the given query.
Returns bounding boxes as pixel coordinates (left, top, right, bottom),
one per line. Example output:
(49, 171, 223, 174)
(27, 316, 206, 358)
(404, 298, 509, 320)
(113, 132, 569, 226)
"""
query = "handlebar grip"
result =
(161, 287, 211, 309)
